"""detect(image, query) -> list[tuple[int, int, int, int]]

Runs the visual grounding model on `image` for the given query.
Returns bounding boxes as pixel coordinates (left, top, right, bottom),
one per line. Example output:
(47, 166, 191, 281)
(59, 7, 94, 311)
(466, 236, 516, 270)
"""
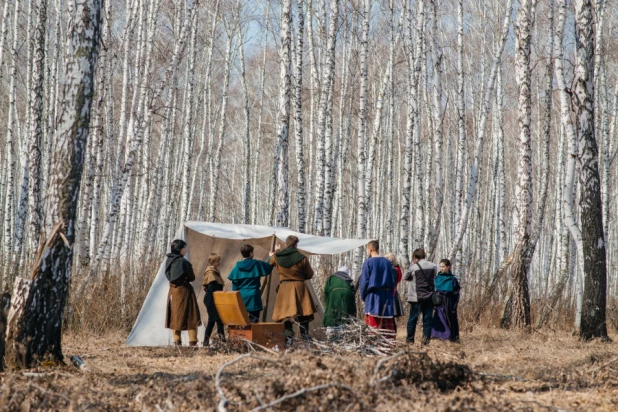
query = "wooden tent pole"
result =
(261, 235, 277, 322)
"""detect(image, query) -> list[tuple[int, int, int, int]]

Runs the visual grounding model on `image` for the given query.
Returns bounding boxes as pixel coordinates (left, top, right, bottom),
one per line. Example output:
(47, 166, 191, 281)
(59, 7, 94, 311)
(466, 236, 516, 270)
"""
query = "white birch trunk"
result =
(194, 0, 219, 222)
(95, 4, 192, 267)
(27, 0, 47, 254)
(235, 2, 251, 225)
(89, 0, 114, 259)
(7, 0, 102, 368)
(399, 0, 424, 268)
(386, 0, 395, 251)
(314, 0, 338, 235)
(555, 1, 585, 328)
(2, 0, 20, 283)
(496, 68, 508, 263)
(208, 32, 233, 222)
(448, 0, 514, 262)
(530, 0, 554, 252)
(180, 11, 198, 221)
(113, 0, 138, 186)
(275, 0, 293, 228)
(0, 0, 9, 83)
(294, 0, 307, 233)
(353, 0, 370, 277)
(454, 0, 466, 234)
(426, 0, 444, 258)
(572, 0, 608, 340)
(501, 0, 534, 329)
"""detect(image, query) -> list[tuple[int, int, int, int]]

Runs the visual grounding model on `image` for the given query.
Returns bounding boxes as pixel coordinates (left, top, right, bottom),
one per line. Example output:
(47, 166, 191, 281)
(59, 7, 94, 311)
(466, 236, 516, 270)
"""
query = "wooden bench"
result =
(213, 291, 285, 349)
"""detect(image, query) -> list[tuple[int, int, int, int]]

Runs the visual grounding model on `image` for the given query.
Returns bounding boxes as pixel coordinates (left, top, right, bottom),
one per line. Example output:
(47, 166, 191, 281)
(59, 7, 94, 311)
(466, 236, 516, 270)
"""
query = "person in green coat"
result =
(228, 244, 274, 322)
(322, 266, 357, 328)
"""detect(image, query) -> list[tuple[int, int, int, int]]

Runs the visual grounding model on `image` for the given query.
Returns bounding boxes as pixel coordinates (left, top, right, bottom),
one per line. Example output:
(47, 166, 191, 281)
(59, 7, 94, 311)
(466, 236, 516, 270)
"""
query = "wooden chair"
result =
(213, 291, 285, 349)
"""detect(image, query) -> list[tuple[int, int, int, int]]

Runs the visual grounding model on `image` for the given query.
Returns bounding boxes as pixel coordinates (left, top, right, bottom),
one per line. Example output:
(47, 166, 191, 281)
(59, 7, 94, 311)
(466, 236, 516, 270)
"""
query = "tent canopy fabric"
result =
(125, 222, 370, 346)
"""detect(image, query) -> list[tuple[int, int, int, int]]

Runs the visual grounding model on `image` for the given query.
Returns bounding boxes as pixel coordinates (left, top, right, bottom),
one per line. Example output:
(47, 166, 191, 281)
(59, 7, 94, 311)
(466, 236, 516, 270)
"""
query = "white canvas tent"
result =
(126, 222, 370, 346)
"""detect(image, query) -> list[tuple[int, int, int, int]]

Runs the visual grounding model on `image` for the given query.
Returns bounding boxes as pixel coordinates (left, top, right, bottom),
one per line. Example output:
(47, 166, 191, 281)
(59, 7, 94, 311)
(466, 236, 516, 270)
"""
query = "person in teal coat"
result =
(228, 244, 274, 322)
(322, 266, 357, 327)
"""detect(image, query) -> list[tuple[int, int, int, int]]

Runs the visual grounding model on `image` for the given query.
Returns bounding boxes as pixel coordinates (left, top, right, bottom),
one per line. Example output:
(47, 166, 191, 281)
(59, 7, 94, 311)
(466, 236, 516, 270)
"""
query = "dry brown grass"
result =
(23, 266, 612, 410)
(0, 327, 616, 411)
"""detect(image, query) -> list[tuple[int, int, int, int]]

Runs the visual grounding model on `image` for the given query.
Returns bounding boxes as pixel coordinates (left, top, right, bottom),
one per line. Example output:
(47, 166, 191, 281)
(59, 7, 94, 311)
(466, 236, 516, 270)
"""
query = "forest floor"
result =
(1, 326, 617, 411)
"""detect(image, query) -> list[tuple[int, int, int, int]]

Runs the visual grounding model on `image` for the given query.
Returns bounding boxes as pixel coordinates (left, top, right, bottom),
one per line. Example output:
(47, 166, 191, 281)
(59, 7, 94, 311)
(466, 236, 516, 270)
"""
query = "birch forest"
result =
(0, 0, 616, 339)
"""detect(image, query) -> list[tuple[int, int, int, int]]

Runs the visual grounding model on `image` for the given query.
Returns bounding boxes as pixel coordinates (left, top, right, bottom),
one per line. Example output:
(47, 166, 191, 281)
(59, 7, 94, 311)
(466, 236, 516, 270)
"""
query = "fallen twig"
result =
(589, 356, 618, 373)
(477, 372, 531, 382)
(370, 351, 405, 385)
(29, 382, 72, 403)
(252, 387, 267, 409)
(249, 383, 356, 412)
(215, 353, 280, 412)
(23, 372, 74, 379)
(171, 374, 198, 383)
(241, 338, 279, 356)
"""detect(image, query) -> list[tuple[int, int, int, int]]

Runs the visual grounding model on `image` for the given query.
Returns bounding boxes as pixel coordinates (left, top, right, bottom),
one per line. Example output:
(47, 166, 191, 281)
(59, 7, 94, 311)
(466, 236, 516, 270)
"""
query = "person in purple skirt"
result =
(431, 259, 461, 342)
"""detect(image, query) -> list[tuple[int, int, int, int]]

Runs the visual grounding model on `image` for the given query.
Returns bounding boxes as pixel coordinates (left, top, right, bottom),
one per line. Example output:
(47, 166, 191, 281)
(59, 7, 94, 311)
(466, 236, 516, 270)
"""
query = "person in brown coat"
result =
(270, 235, 316, 343)
(165, 239, 201, 346)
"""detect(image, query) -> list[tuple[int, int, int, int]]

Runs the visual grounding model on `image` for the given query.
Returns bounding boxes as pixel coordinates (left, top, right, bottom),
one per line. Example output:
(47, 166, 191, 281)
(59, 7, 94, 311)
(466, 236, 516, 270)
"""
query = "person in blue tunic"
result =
(359, 240, 397, 335)
(431, 259, 461, 342)
(228, 244, 274, 322)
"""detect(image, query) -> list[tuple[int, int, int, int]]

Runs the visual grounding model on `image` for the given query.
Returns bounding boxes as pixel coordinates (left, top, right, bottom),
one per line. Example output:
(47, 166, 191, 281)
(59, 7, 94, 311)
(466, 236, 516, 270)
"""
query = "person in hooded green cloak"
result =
(322, 266, 357, 328)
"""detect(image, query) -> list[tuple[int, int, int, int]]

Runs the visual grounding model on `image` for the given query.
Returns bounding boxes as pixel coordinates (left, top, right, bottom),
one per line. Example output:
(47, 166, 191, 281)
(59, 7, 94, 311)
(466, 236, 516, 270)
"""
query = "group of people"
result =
(163, 236, 460, 347)
(164, 235, 316, 346)
(323, 241, 460, 345)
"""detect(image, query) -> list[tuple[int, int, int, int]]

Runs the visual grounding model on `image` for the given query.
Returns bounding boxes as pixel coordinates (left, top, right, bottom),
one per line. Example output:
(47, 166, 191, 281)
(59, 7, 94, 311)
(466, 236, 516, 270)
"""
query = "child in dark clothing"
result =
(202, 253, 225, 346)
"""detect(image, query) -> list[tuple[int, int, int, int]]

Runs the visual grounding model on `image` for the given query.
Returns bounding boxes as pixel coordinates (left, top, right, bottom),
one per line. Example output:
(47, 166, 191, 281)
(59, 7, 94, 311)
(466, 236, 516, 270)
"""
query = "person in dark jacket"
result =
(202, 253, 225, 345)
(431, 259, 461, 342)
(322, 266, 357, 327)
(165, 239, 201, 346)
(403, 248, 437, 345)
(228, 244, 274, 322)
(359, 241, 397, 336)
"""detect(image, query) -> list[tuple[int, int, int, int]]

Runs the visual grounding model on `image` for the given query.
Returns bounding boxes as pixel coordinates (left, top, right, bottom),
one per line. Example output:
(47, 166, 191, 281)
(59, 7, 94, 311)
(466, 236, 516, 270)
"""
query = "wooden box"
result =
(213, 291, 285, 349)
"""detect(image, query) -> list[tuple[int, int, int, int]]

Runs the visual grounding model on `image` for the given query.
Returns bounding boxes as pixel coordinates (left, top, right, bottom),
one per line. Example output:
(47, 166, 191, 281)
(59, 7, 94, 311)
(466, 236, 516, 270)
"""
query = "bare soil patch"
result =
(1, 328, 617, 411)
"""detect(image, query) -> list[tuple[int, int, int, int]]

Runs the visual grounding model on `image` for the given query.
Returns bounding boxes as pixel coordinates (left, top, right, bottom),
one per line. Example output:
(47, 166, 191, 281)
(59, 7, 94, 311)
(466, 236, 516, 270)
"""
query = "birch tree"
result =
(209, 26, 234, 223)
(454, 0, 466, 237)
(448, 0, 514, 262)
(425, 0, 444, 259)
(0, 0, 9, 83)
(2, 0, 20, 283)
(96, 3, 192, 267)
(500, 0, 534, 329)
(27, 0, 47, 254)
(572, 0, 608, 340)
(236, 0, 251, 225)
(313, 0, 339, 235)
(181, 11, 199, 221)
(275, 0, 292, 228)
(353, 0, 370, 276)
(7, 0, 102, 368)
(399, 0, 424, 268)
(293, 0, 307, 233)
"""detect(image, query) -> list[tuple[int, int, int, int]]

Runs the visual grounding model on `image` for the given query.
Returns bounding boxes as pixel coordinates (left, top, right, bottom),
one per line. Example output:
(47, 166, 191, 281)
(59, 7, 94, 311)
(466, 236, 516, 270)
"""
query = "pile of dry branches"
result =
(304, 317, 397, 357)
(214, 350, 472, 411)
